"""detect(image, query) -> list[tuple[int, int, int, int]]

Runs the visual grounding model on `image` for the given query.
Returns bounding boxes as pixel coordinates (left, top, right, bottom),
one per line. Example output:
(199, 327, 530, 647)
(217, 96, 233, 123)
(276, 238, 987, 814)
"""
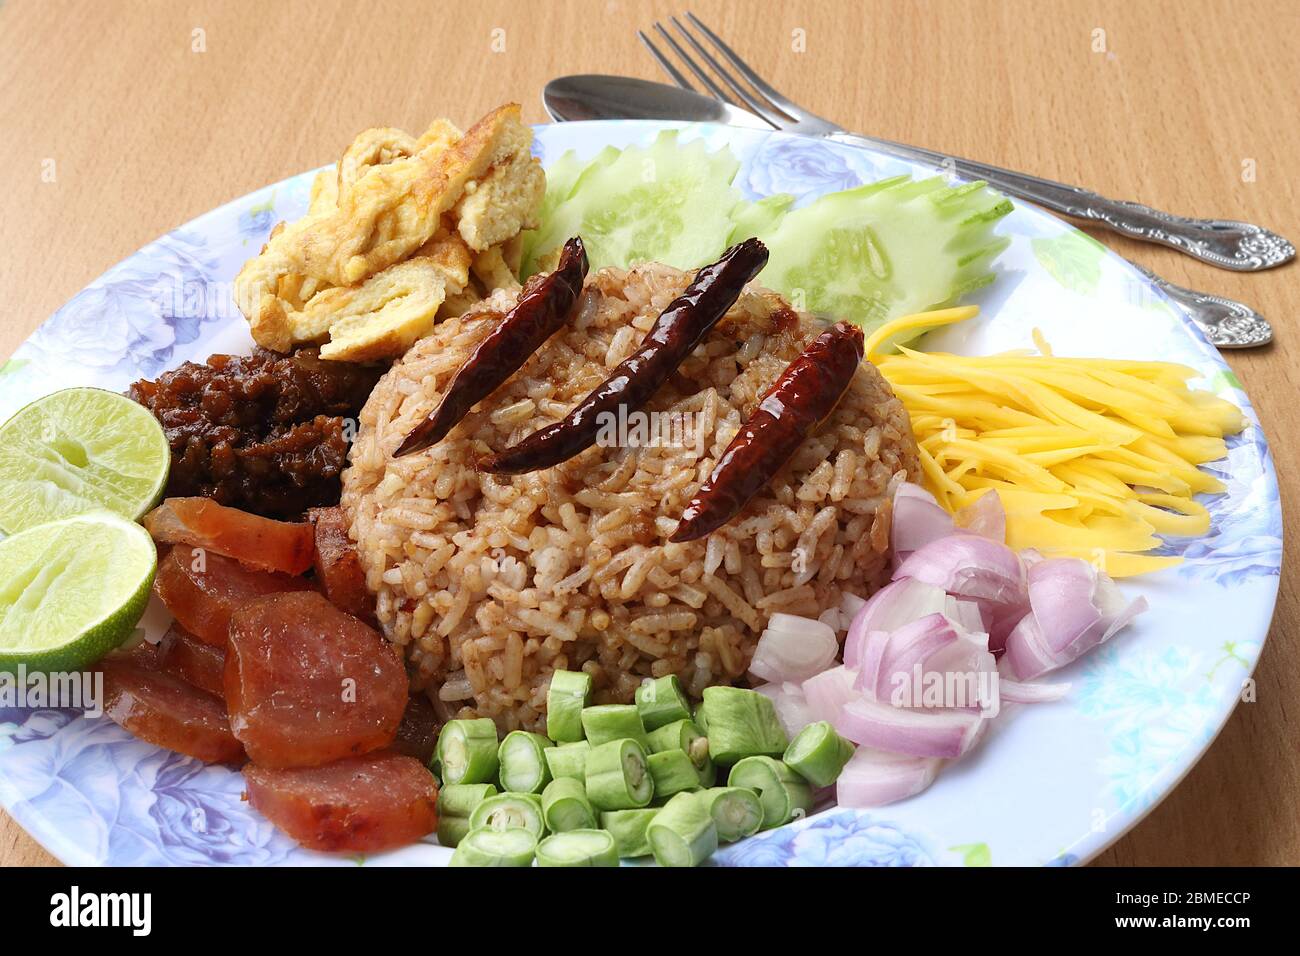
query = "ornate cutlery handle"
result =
(828, 132, 1295, 272)
(1126, 262, 1272, 349)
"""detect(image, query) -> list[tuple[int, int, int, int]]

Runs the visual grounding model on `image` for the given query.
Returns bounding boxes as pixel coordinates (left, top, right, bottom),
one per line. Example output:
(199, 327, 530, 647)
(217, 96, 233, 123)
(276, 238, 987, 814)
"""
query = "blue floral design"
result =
(0, 708, 77, 744)
(1077, 645, 1221, 810)
(0, 715, 297, 866)
(237, 193, 277, 241)
(741, 134, 889, 201)
(716, 811, 936, 867)
(20, 229, 225, 380)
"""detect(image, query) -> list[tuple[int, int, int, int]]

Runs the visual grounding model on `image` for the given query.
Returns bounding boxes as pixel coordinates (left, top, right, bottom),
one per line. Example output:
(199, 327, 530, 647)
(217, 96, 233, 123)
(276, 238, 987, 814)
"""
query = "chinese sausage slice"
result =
(99, 657, 244, 765)
(243, 753, 438, 853)
(144, 497, 315, 575)
(225, 591, 407, 768)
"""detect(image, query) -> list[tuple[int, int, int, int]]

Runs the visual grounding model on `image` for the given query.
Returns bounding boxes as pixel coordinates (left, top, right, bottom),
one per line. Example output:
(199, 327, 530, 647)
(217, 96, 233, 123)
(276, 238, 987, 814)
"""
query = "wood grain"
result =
(0, 0, 1295, 867)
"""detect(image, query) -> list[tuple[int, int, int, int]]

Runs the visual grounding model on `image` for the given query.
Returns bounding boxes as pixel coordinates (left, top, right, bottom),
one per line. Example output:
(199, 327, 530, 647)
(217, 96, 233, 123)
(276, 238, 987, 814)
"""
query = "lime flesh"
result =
(0, 387, 170, 534)
(0, 513, 157, 674)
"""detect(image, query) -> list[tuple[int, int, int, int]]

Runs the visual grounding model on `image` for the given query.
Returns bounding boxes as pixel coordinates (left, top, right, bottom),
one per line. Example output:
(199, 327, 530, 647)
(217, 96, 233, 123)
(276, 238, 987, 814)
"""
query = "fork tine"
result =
(670, 16, 793, 128)
(651, 21, 737, 105)
(684, 11, 816, 122)
(636, 30, 697, 93)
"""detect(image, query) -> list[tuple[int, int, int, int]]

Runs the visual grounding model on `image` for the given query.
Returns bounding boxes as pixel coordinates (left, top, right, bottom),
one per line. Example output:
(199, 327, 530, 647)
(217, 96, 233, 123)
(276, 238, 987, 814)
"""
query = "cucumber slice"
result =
(519, 147, 605, 275)
(727, 192, 795, 245)
(524, 130, 742, 275)
(755, 175, 1012, 347)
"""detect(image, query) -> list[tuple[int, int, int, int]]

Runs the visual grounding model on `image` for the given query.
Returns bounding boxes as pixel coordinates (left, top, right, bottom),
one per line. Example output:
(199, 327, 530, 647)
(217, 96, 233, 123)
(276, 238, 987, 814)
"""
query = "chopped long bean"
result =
(694, 702, 708, 734)
(700, 686, 788, 764)
(469, 792, 546, 839)
(584, 738, 654, 810)
(783, 720, 856, 788)
(646, 717, 700, 754)
(544, 740, 591, 781)
(646, 792, 718, 867)
(498, 730, 554, 794)
(436, 718, 500, 785)
(546, 669, 592, 743)
(700, 787, 763, 843)
(581, 704, 649, 748)
(647, 749, 705, 799)
(535, 829, 620, 867)
(728, 756, 813, 830)
(635, 675, 692, 731)
(541, 777, 597, 832)
(645, 718, 714, 784)
(599, 809, 659, 858)
(436, 782, 498, 848)
(449, 827, 537, 867)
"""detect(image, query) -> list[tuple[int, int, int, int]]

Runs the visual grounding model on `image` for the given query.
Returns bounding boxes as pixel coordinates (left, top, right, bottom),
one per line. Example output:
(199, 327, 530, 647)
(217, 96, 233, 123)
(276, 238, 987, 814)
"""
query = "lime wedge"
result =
(0, 387, 170, 533)
(0, 513, 156, 674)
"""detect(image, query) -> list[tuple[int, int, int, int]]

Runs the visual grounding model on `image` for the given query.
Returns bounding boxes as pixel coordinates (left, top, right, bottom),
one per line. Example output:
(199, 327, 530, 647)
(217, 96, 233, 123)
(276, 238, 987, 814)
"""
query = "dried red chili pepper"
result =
(480, 238, 769, 475)
(395, 237, 589, 457)
(670, 321, 865, 543)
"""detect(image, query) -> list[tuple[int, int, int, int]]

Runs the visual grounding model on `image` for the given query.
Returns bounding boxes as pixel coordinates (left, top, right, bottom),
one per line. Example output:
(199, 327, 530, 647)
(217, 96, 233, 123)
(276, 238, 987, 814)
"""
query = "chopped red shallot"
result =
(802, 665, 860, 725)
(834, 695, 988, 759)
(891, 482, 955, 564)
(894, 533, 1028, 611)
(749, 613, 838, 683)
(1001, 557, 1148, 680)
(753, 681, 816, 738)
(836, 747, 943, 808)
(997, 676, 1072, 703)
(953, 488, 1006, 542)
(813, 483, 1145, 806)
(844, 578, 949, 669)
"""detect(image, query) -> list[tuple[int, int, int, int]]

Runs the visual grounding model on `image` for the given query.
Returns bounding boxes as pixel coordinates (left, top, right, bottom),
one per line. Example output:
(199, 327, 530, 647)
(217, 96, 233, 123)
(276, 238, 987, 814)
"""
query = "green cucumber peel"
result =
(522, 130, 743, 275)
(754, 175, 1011, 348)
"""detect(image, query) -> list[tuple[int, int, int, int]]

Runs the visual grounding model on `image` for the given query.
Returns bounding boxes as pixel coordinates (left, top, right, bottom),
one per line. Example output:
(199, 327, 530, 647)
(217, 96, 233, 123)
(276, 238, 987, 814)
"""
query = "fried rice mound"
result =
(341, 262, 920, 732)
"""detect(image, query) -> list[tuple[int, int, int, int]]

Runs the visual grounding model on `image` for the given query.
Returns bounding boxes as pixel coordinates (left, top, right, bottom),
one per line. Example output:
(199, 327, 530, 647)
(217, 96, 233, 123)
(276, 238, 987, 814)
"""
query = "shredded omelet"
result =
(234, 104, 542, 361)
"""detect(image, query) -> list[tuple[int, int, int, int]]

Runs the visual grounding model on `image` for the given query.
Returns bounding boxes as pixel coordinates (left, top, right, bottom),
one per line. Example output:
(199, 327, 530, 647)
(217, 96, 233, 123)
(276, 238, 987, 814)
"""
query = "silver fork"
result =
(637, 12, 1275, 346)
(641, 13, 1292, 273)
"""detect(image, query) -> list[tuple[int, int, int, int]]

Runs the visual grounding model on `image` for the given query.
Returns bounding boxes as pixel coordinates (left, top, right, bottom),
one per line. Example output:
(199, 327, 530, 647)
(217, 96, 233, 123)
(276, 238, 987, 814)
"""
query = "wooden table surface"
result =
(1, 0, 1295, 867)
